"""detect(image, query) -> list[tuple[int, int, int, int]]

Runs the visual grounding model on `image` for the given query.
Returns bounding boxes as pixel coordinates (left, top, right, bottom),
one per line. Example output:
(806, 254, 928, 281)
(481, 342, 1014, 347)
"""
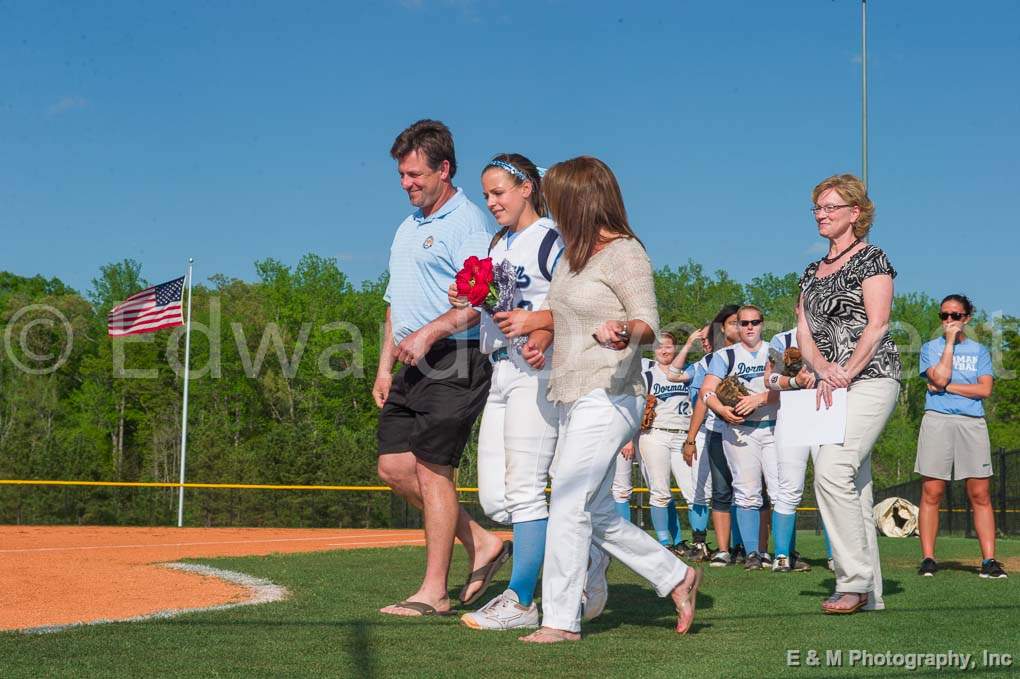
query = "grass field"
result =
(3, 533, 1017, 678)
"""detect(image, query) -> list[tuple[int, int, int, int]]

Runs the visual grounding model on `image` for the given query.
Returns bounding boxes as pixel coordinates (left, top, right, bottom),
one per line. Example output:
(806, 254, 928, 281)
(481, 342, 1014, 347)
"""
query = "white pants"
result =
(773, 442, 814, 515)
(476, 358, 559, 524)
(673, 429, 712, 506)
(611, 441, 639, 502)
(637, 428, 680, 507)
(722, 424, 779, 510)
(541, 390, 688, 633)
(814, 377, 899, 607)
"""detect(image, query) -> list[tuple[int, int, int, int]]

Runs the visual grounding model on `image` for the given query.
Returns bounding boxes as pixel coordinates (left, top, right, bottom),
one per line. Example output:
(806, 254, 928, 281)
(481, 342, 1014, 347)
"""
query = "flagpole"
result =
(177, 258, 194, 528)
(861, 0, 868, 189)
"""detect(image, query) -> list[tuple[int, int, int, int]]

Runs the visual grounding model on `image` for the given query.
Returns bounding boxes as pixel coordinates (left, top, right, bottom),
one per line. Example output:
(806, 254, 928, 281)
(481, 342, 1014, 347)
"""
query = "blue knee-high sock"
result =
(689, 504, 710, 534)
(734, 507, 760, 555)
(650, 505, 672, 545)
(790, 513, 798, 553)
(507, 518, 547, 607)
(667, 499, 682, 545)
(772, 511, 797, 557)
(615, 500, 631, 522)
(730, 506, 743, 548)
(822, 523, 833, 558)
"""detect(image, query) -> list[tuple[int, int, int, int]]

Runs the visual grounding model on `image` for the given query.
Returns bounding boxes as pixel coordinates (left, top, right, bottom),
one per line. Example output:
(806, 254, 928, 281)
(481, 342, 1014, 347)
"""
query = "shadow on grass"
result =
(348, 620, 377, 679)
(798, 578, 904, 599)
(554, 583, 717, 637)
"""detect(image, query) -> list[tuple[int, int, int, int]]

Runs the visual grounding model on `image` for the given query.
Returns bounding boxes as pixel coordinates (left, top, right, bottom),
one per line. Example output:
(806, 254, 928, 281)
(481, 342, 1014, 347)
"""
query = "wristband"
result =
(790, 374, 801, 390)
(668, 365, 685, 375)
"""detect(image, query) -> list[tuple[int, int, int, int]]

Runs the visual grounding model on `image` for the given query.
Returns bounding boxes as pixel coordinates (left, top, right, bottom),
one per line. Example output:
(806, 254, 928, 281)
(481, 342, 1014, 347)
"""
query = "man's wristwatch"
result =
(683, 439, 696, 447)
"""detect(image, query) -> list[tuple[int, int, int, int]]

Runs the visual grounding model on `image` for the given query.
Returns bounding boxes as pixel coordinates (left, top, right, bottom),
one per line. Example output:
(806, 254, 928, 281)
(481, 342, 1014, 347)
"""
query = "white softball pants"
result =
(541, 389, 688, 633)
(611, 439, 639, 502)
(673, 429, 712, 506)
(722, 424, 780, 510)
(476, 358, 558, 524)
(772, 442, 812, 515)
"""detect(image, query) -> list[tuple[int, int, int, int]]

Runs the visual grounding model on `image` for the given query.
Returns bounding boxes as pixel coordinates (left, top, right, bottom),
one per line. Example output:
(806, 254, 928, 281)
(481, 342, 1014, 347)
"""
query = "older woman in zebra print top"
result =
(796, 174, 900, 615)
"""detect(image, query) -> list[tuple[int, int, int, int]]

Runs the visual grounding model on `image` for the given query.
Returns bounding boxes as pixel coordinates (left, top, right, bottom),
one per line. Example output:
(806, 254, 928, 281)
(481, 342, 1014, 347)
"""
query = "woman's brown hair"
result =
(542, 156, 643, 272)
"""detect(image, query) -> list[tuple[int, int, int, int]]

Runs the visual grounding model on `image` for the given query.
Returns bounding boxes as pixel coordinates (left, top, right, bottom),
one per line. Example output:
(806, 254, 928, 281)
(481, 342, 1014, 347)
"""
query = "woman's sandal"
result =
(675, 567, 703, 635)
(821, 592, 867, 615)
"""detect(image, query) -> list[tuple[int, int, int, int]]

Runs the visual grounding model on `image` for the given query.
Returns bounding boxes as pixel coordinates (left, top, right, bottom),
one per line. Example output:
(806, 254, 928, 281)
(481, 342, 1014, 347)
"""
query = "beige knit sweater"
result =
(546, 237, 660, 404)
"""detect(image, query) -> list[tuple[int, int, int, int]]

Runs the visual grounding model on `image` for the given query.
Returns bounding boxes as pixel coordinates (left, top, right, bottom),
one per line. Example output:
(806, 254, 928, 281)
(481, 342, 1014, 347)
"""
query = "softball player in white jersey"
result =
(700, 305, 780, 571)
(634, 335, 697, 549)
(454, 154, 608, 630)
(768, 321, 832, 572)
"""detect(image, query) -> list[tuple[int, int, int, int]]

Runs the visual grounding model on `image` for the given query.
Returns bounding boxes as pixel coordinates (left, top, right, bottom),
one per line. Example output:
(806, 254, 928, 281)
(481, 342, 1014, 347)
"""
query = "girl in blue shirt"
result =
(916, 294, 1005, 579)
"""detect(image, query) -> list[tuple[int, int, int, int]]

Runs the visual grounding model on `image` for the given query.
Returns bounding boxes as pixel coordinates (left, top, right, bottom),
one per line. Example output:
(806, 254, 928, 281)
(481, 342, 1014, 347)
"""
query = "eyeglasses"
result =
(939, 312, 967, 321)
(810, 204, 851, 215)
(739, 319, 763, 327)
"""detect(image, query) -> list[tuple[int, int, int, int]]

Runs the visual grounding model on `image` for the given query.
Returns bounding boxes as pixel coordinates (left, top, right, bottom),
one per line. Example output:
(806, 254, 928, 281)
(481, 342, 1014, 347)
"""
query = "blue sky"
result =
(3, 1, 1018, 316)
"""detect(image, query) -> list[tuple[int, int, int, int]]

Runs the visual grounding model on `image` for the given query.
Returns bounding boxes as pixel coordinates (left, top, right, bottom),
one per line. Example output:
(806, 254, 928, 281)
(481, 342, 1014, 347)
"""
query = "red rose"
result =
(455, 256, 495, 307)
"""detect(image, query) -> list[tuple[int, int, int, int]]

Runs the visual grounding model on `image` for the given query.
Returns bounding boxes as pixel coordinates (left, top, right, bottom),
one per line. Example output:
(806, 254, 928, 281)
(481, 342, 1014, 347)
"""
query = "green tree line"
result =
(1, 259, 1017, 527)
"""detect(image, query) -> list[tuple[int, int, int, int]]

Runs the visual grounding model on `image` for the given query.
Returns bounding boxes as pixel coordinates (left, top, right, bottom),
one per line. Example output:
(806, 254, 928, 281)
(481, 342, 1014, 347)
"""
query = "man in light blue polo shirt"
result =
(374, 120, 510, 617)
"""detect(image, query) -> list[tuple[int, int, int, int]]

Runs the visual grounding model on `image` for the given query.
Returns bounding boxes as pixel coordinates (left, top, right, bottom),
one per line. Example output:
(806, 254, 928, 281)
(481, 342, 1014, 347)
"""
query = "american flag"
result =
(107, 276, 186, 337)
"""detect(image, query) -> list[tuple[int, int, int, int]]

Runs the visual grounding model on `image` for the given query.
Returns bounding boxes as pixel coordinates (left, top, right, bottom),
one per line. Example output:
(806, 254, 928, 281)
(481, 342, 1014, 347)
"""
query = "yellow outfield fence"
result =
(6, 478, 1017, 514)
(0, 478, 817, 510)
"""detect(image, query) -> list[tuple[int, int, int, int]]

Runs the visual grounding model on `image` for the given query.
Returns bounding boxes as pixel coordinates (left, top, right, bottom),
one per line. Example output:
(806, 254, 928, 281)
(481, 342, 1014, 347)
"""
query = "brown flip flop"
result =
(459, 541, 513, 605)
(380, 601, 454, 617)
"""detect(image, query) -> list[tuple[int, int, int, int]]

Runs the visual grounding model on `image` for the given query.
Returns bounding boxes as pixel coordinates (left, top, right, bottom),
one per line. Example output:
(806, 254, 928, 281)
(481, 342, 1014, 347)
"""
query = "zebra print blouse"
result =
(799, 244, 901, 382)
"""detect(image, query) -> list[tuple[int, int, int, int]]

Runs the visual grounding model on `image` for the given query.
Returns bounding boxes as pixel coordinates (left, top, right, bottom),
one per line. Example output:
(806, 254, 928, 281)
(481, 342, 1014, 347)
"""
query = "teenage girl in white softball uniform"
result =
(699, 305, 780, 571)
(766, 312, 822, 572)
(451, 154, 606, 631)
(636, 332, 702, 550)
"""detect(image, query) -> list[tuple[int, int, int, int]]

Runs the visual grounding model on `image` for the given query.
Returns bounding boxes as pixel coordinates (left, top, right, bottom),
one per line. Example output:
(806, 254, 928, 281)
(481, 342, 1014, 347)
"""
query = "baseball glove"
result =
(769, 346, 804, 377)
(716, 375, 750, 408)
(641, 394, 657, 430)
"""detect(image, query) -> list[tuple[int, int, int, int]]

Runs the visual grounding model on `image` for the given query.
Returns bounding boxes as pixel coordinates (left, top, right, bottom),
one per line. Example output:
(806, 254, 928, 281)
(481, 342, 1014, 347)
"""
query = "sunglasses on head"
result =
(739, 319, 763, 327)
(939, 312, 967, 321)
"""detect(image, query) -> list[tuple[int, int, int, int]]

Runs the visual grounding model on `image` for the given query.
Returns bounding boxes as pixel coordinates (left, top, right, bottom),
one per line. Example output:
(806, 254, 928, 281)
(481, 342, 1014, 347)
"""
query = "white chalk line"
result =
(19, 562, 290, 635)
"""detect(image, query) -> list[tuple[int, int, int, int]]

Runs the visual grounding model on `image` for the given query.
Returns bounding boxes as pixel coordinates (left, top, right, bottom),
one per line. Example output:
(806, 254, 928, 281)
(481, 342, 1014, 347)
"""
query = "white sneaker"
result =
(582, 547, 611, 621)
(460, 590, 539, 630)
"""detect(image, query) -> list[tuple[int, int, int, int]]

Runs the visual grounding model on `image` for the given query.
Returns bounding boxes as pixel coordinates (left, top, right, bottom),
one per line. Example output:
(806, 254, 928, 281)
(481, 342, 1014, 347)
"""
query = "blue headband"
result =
(486, 159, 545, 182)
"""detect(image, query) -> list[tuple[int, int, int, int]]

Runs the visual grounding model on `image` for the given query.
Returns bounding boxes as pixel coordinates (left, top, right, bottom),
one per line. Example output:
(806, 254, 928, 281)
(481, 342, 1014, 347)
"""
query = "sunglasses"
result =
(939, 312, 967, 321)
(739, 319, 763, 327)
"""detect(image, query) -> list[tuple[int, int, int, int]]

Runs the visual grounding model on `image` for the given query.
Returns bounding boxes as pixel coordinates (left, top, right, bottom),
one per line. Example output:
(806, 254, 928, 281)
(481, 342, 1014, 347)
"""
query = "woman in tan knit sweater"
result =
(501, 157, 702, 643)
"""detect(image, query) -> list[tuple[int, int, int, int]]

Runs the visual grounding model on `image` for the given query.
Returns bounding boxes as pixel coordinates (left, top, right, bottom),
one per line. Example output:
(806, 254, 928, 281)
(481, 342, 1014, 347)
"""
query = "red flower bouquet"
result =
(455, 256, 499, 309)
(455, 255, 526, 353)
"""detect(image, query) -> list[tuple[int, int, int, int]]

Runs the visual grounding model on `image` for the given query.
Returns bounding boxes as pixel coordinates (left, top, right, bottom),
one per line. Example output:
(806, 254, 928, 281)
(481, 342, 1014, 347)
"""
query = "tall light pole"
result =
(861, 0, 868, 188)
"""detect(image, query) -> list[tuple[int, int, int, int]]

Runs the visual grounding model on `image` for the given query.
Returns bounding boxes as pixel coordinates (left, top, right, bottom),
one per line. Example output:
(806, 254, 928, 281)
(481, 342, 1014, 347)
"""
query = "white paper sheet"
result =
(776, 388, 848, 447)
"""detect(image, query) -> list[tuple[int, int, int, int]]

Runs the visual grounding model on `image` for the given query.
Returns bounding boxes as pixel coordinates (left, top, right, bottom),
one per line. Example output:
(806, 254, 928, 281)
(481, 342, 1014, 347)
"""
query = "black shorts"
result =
(377, 339, 492, 468)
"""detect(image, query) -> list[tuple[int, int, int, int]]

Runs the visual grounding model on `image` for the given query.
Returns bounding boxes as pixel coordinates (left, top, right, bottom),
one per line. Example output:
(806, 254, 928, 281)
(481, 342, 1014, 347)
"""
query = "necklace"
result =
(821, 238, 862, 264)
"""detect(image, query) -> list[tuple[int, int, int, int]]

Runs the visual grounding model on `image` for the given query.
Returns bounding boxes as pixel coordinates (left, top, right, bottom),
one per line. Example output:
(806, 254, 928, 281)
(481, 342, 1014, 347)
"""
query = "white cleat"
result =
(582, 547, 611, 621)
(460, 590, 539, 630)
